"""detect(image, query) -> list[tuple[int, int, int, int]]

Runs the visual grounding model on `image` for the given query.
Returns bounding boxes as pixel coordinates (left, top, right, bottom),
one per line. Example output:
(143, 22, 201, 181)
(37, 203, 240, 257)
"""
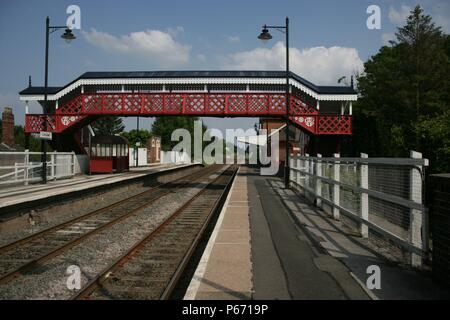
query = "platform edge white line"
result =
(183, 166, 240, 300)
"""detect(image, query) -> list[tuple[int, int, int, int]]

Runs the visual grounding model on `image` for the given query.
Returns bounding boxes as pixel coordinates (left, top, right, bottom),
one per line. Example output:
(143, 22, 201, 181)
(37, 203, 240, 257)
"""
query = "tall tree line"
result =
(346, 6, 450, 173)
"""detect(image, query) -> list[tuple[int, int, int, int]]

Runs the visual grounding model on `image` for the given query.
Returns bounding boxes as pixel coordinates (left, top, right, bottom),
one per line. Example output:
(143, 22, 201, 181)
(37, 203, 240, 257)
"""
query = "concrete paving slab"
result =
(220, 213, 249, 231)
(216, 230, 250, 244)
(199, 244, 252, 292)
(184, 169, 252, 300)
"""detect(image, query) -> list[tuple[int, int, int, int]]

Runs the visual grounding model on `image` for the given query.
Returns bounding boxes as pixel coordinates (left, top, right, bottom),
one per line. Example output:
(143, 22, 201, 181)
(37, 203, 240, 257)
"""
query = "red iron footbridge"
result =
(19, 71, 356, 139)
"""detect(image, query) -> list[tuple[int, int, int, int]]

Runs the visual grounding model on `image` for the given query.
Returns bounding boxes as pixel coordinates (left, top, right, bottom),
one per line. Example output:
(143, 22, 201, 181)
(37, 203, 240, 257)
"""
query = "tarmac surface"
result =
(185, 166, 450, 300)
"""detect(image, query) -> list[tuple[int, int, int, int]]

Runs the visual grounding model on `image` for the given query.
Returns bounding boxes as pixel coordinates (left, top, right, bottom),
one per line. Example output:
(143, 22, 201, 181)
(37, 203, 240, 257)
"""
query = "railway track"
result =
(72, 165, 238, 300)
(0, 165, 224, 286)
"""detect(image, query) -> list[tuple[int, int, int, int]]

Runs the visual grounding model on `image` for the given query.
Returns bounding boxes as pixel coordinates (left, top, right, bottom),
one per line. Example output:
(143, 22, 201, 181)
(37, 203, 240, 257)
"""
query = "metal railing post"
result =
(290, 153, 295, 185)
(410, 150, 424, 267)
(333, 153, 340, 220)
(360, 153, 369, 238)
(72, 152, 75, 176)
(315, 154, 322, 208)
(24, 149, 29, 186)
(51, 153, 55, 180)
(305, 153, 310, 190)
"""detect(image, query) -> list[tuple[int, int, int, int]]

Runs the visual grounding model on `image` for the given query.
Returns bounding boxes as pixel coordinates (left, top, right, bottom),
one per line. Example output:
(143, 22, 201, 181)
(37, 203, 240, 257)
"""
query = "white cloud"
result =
(226, 36, 240, 44)
(220, 42, 364, 85)
(388, 5, 412, 25)
(82, 28, 191, 66)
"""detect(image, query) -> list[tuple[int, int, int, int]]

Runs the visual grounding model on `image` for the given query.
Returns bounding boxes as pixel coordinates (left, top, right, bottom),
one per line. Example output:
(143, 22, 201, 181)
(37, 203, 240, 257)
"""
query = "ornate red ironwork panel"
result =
(58, 92, 323, 117)
(290, 95, 318, 115)
(317, 116, 352, 135)
(164, 94, 183, 114)
(25, 114, 88, 133)
(103, 94, 123, 113)
(33, 92, 352, 135)
(57, 115, 86, 132)
(124, 95, 141, 114)
(248, 94, 269, 114)
(228, 94, 247, 114)
(143, 94, 164, 113)
(25, 115, 57, 133)
(207, 94, 225, 114)
(59, 95, 82, 114)
(83, 95, 103, 114)
(291, 116, 317, 134)
(269, 95, 285, 114)
(186, 94, 205, 114)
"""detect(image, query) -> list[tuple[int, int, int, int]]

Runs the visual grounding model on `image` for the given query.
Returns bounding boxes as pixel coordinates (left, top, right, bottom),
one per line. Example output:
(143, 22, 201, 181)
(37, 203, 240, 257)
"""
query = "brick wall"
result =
(430, 174, 450, 286)
(147, 136, 161, 163)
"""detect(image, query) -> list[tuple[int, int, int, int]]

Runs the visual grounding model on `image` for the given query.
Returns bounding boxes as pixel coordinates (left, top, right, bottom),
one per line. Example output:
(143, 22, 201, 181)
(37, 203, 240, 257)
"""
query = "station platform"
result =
(0, 163, 197, 216)
(184, 166, 450, 300)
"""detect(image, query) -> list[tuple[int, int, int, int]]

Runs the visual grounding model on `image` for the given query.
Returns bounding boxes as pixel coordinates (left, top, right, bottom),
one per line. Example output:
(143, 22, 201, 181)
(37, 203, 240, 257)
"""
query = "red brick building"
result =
(146, 136, 161, 163)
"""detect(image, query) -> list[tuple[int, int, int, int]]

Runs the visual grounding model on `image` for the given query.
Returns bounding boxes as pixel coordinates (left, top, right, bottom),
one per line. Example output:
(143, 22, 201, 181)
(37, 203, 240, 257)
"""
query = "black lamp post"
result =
(41, 16, 76, 184)
(258, 17, 290, 188)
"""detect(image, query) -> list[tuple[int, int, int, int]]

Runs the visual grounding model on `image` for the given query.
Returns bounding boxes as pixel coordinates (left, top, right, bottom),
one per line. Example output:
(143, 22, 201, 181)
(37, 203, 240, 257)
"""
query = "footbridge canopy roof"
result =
(19, 71, 357, 102)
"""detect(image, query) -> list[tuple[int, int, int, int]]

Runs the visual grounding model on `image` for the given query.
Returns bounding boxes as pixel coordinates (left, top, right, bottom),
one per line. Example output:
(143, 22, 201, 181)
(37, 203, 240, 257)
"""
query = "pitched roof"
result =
(19, 87, 62, 95)
(19, 71, 357, 96)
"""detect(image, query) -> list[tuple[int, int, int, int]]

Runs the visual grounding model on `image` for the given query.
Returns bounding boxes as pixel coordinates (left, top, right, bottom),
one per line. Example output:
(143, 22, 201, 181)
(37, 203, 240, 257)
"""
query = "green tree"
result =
(349, 5, 450, 172)
(91, 116, 125, 135)
(416, 111, 450, 172)
(151, 116, 207, 151)
(14, 125, 42, 151)
(121, 129, 152, 148)
(0, 120, 42, 151)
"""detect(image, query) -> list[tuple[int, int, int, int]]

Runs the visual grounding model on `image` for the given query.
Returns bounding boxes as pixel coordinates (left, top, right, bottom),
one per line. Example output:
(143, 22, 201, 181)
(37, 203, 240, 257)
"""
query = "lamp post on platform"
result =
(258, 17, 290, 189)
(41, 16, 76, 184)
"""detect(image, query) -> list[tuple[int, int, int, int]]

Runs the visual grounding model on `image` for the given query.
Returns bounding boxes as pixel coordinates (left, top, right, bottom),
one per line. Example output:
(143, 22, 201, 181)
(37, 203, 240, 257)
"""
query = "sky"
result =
(0, 0, 449, 133)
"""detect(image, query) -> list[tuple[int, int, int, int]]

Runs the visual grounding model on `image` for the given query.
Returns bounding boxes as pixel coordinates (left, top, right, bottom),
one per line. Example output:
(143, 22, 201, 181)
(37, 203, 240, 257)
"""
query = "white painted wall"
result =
(129, 148, 148, 166)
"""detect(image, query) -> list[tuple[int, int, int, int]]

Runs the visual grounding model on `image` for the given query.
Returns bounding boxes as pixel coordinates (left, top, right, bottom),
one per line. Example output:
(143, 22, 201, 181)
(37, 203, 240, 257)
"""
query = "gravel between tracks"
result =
(0, 166, 227, 299)
(0, 166, 202, 247)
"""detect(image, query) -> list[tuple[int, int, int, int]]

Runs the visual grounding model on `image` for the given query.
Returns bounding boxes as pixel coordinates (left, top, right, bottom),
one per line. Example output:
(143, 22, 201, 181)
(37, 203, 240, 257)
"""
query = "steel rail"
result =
(160, 166, 238, 300)
(0, 165, 214, 254)
(0, 165, 223, 286)
(72, 165, 237, 300)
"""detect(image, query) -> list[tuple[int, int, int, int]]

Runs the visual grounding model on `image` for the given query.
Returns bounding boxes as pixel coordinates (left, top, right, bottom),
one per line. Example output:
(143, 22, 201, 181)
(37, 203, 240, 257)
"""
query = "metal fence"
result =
(0, 151, 76, 187)
(290, 151, 428, 267)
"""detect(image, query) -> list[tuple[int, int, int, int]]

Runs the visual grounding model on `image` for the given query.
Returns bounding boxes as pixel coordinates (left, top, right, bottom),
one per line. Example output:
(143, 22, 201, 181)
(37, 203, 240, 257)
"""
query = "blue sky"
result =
(0, 0, 449, 132)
